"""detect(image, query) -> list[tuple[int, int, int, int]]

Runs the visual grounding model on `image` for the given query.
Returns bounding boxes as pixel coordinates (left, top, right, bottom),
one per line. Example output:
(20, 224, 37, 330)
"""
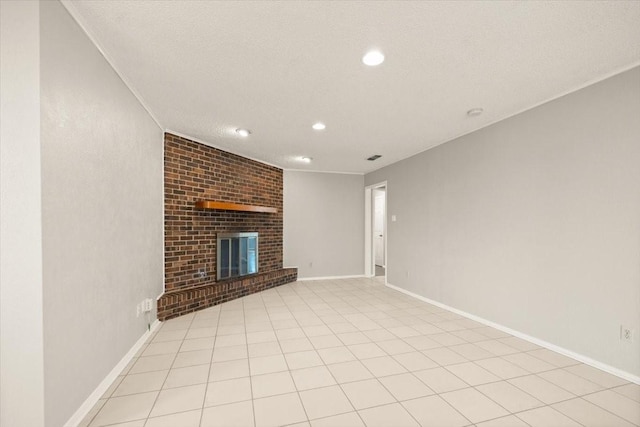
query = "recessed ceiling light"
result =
(362, 50, 384, 66)
(312, 122, 326, 130)
(235, 128, 251, 137)
(467, 108, 483, 117)
(300, 156, 313, 163)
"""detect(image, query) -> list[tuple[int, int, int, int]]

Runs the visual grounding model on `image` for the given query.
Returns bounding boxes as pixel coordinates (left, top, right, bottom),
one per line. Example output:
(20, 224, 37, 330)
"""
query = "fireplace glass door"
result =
(217, 232, 258, 280)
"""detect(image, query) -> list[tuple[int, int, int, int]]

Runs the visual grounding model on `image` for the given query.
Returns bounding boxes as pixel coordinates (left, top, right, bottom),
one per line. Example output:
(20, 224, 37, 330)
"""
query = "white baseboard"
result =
(297, 274, 366, 282)
(64, 320, 161, 427)
(385, 282, 640, 385)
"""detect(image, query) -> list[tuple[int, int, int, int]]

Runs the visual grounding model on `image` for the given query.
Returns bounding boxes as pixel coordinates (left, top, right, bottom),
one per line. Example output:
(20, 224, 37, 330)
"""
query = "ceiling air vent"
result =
(367, 154, 382, 161)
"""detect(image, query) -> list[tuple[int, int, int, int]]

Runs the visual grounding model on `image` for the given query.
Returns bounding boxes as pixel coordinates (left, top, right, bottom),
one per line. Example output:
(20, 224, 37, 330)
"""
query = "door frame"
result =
(364, 181, 387, 280)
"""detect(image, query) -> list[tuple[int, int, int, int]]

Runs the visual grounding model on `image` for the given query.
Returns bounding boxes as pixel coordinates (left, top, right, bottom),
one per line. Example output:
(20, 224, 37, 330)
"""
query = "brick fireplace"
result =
(157, 133, 297, 320)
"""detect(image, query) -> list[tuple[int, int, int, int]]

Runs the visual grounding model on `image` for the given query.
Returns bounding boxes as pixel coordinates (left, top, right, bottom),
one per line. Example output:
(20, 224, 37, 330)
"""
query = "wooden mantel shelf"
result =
(195, 200, 277, 214)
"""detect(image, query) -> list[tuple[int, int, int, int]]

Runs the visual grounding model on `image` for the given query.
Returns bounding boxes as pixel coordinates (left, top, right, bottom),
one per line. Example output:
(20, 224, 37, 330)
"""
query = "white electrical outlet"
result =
(620, 325, 634, 343)
(143, 298, 153, 313)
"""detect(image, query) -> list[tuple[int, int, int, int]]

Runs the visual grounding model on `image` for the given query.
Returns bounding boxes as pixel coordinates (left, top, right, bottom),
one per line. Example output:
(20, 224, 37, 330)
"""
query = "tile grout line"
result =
(246, 293, 264, 427)
(290, 280, 427, 426)
(270, 286, 314, 425)
(197, 305, 222, 427)
(295, 279, 637, 426)
(90, 317, 189, 426)
(361, 287, 475, 425)
(82, 278, 638, 427)
(307, 281, 553, 426)
(143, 312, 196, 426)
(284, 281, 368, 425)
(557, 395, 640, 426)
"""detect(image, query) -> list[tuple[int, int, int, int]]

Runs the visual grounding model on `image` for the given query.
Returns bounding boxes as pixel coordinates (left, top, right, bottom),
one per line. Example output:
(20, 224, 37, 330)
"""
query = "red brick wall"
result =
(160, 133, 295, 319)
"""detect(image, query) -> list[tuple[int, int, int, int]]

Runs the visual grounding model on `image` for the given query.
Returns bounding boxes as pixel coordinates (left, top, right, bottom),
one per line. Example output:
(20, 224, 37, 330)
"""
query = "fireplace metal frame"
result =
(216, 232, 259, 281)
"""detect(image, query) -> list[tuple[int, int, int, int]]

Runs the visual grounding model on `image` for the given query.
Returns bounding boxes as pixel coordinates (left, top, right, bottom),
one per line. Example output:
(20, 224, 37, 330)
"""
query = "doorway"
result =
(373, 187, 386, 276)
(364, 182, 387, 282)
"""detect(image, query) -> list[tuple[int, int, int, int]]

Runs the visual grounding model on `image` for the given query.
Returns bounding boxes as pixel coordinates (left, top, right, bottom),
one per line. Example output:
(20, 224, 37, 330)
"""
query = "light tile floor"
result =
(81, 278, 640, 427)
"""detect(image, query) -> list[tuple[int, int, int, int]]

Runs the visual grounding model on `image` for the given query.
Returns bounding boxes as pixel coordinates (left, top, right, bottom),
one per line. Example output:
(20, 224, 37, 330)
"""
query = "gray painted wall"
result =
(40, 2, 164, 426)
(365, 67, 640, 377)
(284, 171, 364, 278)
(0, 2, 45, 426)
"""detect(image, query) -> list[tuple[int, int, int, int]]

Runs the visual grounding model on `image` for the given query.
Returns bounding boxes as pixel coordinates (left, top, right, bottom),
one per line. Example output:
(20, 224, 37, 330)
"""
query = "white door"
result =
(374, 189, 385, 266)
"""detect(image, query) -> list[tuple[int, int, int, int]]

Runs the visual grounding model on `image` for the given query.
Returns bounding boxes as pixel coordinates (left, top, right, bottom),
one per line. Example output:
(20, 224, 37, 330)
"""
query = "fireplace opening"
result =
(217, 232, 258, 280)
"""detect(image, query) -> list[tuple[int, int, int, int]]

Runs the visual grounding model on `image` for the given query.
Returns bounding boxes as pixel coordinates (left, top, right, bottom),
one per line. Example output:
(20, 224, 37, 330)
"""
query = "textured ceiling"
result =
(64, 1, 640, 174)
